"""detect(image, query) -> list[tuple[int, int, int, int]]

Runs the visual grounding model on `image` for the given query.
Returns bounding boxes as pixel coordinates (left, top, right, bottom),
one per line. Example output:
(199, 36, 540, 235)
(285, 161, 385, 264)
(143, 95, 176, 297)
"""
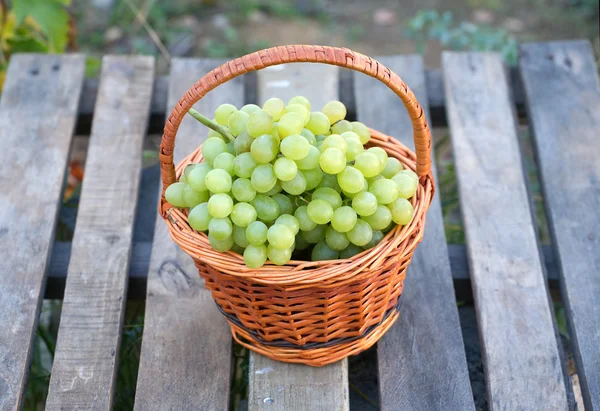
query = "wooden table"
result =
(0, 40, 598, 411)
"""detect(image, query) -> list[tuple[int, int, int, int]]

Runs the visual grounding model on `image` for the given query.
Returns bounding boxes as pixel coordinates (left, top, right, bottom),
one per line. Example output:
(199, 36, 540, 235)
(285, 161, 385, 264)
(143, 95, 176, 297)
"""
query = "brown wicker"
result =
(158, 45, 434, 366)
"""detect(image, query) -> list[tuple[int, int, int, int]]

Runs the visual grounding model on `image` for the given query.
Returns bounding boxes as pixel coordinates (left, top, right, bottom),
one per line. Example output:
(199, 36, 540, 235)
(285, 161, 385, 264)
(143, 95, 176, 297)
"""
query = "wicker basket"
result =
(158, 45, 434, 367)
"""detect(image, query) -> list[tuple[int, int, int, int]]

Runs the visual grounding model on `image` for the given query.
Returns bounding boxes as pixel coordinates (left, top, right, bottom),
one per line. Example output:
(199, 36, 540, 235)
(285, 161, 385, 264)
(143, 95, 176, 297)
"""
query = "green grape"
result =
(252, 194, 280, 222)
(251, 164, 277, 193)
(264, 180, 282, 196)
(295, 145, 320, 170)
(342, 177, 367, 199)
(179, 174, 187, 183)
(232, 178, 256, 202)
(368, 147, 388, 172)
(325, 226, 350, 251)
(208, 129, 224, 140)
(241, 104, 261, 114)
(389, 198, 414, 225)
(352, 191, 378, 216)
(231, 244, 245, 254)
(305, 112, 330, 135)
(392, 172, 418, 199)
(278, 112, 305, 138)
(247, 109, 273, 137)
(215, 104, 237, 125)
(319, 148, 346, 174)
(340, 244, 363, 259)
(337, 166, 364, 194)
(300, 224, 326, 244)
(280, 135, 310, 160)
(401, 169, 418, 182)
(246, 221, 268, 246)
(267, 224, 295, 249)
(281, 170, 307, 195)
(270, 123, 280, 141)
(294, 233, 310, 250)
(331, 206, 357, 233)
(184, 163, 198, 179)
(307, 199, 333, 224)
(315, 134, 327, 143)
(208, 233, 234, 252)
(303, 168, 324, 191)
(288, 96, 311, 110)
(187, 163, 212, 192)
(209, 217, 233, 240)
(263, 98, 286, 121)
(369, 178, 399, 205)
(312, 187, 342, 209)
(320, 172, 341, 192)
(184, 185, 209, 208)
(354, 152, 381, 178)
(347, 219, 373, 246)
(322, 101, 347, 124)
(226, 141, 235, 155)
(311, 242, 339, 261)
(205, 168, 232, 193)
(233, 152, 257, 179)
(331, 119, 352, 135)
(188, 202, 211, 231)
(250, 134, 279, 164)
(321, 134, 347, 153)
(274, 157, 298, 181)
(272, 194, 294, 216)
(275, 214, 300, 235)
(231, 202, 257, 228)
(228, 110, 250, 136)
(364, 230, 384, 249)
(366, 175, 383, 186)
(341, 131, 361, 141)
(345, 137, 364, 161)
(267, 245, 293, 265)
(244, 244, 267, 268)
(300, 128, 317, 145)
(382, 157, 403, 179)
(351, 121, 371, 144)
(233, 225, 250, 248)
(165, 182, 188, 207)
(234, 131, 254, 154)
(202, 137, 228, 166)
(213, 152, 235, 176)
(208, 193, 233, 218)
(295, 206, 317, 232)
(362, 205, 392, 230)
(286, 103, 310, 125)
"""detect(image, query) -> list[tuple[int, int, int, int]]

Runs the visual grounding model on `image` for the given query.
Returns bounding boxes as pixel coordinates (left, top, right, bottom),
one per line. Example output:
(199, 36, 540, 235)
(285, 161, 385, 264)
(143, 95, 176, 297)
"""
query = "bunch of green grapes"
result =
(165, 97, 417, 268)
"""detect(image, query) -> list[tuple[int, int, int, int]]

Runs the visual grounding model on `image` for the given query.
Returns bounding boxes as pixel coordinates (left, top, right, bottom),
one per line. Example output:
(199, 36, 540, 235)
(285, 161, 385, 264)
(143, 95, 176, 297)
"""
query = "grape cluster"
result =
(165, 97, 417, 268)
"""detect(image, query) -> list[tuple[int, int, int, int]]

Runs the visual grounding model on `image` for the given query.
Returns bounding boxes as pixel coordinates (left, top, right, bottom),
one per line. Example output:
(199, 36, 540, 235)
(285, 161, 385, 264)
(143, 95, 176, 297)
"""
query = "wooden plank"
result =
(45, 55, 154, 410)
(0, 54, 85, 410)
(134, 58, 239, 410)
(443, 52, 569, 410)
(248, 63, 349, 411)
(354, 55, 475, 410)
(519, 40, 600, 410)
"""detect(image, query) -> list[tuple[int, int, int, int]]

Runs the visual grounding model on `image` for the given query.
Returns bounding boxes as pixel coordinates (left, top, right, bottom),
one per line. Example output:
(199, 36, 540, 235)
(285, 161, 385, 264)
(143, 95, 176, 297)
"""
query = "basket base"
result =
(229, 309, 401, 367)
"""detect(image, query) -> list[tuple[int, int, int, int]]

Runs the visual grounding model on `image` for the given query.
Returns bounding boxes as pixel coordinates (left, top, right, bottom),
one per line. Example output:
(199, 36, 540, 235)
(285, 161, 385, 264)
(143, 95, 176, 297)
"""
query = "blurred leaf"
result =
(85, 56, 101, 78)
(6, 34, 47, 52)
(12, 0, 70, 52)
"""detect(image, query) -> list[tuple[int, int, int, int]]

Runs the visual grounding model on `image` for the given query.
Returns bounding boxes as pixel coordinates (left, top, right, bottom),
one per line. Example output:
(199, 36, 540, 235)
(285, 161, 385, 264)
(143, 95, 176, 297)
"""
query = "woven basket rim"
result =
(163, 129, 434, 286)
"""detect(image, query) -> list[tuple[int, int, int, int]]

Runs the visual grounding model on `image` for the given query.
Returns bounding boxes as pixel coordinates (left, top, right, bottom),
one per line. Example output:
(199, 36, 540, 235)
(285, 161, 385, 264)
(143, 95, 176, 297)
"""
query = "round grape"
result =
(264, 180, 282, 196)
(331, 206, 357, 233)
(275, 214, 300, 235)
(337, 166, 364, 194)
(294, 233, 310, 250)
(285, 104, 310, 125)
(207, 129, 223, 140)
(354, 152, 381, 178)
(209, 217, 233, 240)
(251, 134, 279, 164)
(247, 109, 273, 137)
(351, 121, 371, 144)
(300, 128, 317, 145)
(341, 131, 361, 142)
(312, 187, 342, 209)
(389, 198, 414, 225)
(303, 168, 324, 191)
(305, 112, 330, 135)
(288, 96, 311, 110)
(233, 224, 250, 248)
(342, 177, 367, 199)
(300, 224, 326, 244)
(228, 110, 250, 136)
(281, 170, 307, 195)
(362, 205, 392, 230)
(340, 244, 363, 259)
(320, 172, 341, 192)
(382, 157, 403, 179)
(234, 131, 254, 154)
(392, 172, 418, 199)
(321, 134, 347, 153)
(369, 178, 399, 204)
(226, 141, 235, 155)
(202, 137, 228, 166)
(267, 245, 292, 265)
(233, 152, 257, 178)
(402, 169, 418, 182)
(274, 157, 298, 181)
(213, 152, 235, 176)
(208, 233, 234, 252)
(322, 101, 347, 124)
(347, 219, 373, 246)
(295, 206, 317, 232)
(188, 202, 211, 231)
(325, 226, 350, 251)
(208, 193, 233, 218)
(295, 145, 320, 170)
(267, 224, 295, 250)
(331, 119, 352, 135)
(187, 163, 212, 192)
(272, 193, 294, 216)
(244, 244, 268, 268)
(280, 134, 310, 160)
(367, 147, 388, 172)
(352, 191, 378, 216)
(263, 98, 286, 121)
(230, 202, 257, 228)
(251, 164, 277, 193)
(205, 168, 232, 193)
(184, 164, 197, 179)
(241, 104, 261, 115)
(252, 194, 280, 222)
(246, 221, 268, 246)
(232, 178, 256, 202)
(183, 185, 208, 208)
(307, 199, 333, 224)
(215, 104, 237, 125)
(364, 230, 385, 249)
(278, 112, 305, 138)
(345, 137, 364, 161)
(311, 242, 339, 261)
(165, 182, 187, 208)
(319, 148, 346, 174)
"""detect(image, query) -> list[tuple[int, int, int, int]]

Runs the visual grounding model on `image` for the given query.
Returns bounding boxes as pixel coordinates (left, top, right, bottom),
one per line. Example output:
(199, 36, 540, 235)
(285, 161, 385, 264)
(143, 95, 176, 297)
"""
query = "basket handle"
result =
(159, 45, 432, 200)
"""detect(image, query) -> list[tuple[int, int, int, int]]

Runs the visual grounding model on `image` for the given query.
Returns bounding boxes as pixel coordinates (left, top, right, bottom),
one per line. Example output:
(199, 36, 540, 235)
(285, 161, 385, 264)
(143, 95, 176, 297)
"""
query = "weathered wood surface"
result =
(134, 58, 240, 410)
(443, 51, 569, 410)
(248, 62, 349, 411)
(45, 56, 154, 411)
(355, 55, 475, 411)
(520, 40, 600, 411)
(0, 54, 85, 411)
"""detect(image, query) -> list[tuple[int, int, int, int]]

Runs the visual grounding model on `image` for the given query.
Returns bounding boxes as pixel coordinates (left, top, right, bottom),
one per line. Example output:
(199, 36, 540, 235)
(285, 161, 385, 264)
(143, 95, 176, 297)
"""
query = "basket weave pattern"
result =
(159, 45, 434, 366)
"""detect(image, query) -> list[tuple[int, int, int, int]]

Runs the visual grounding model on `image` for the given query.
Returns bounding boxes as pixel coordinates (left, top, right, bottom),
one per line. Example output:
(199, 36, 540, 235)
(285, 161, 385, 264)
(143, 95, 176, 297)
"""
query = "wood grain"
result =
(354, 55, 475, 411)
(0, 54, 85, 411)
(134, 58, 241, 411)
(248, 62, 349, 411)
(519, 40, 600, 411)
(443, 51, 568, 411)
(45, 56, 154, 411)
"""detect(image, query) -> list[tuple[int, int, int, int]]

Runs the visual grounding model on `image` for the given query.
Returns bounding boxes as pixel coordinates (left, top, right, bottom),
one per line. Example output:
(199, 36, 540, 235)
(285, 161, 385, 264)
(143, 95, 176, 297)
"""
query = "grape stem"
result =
(188, 108, 235, 142)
